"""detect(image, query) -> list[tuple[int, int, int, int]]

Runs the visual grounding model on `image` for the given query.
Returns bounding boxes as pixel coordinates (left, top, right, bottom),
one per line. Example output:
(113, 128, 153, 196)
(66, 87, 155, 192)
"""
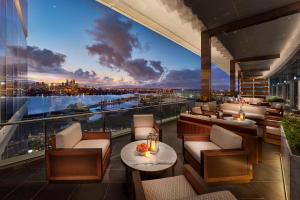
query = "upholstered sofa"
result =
(131, 114, 162, 141)
(220, 103, 266, 124)
(132, 164, 237, 200)
(177, 113, 260, 164)
(45, 123, 111, 181)
(183, 125, 253, 183)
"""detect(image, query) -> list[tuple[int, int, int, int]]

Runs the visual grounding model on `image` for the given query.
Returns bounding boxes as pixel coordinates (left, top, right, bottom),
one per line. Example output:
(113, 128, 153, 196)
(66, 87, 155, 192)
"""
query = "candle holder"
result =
(147, 132, 159, 154)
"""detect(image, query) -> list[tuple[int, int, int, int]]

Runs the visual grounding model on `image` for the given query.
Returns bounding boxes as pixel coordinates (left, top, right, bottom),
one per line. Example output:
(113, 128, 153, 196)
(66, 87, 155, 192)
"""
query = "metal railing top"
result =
(0, 100, 194, 127)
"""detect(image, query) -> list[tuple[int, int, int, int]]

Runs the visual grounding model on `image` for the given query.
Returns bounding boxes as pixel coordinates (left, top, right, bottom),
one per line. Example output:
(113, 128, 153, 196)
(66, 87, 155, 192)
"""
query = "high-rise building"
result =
(0, 0, 28, 158)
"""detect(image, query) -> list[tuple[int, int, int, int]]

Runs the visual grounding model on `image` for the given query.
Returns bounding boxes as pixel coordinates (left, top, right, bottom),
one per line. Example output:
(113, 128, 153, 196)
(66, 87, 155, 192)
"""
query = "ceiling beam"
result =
(206, 1, 300, 36)
(241, 67, 270, 72)
(232, 54, 280, 63)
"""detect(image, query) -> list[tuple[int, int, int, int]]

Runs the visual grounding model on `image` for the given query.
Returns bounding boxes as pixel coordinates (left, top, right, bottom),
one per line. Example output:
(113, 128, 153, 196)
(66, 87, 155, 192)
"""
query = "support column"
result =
(230, 60, 236, 96)
(201, 31, 211, 100)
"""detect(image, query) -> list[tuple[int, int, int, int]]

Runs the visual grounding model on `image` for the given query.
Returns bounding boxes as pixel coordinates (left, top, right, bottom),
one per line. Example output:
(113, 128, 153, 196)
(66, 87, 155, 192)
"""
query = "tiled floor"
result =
(0, 121, 285, 200)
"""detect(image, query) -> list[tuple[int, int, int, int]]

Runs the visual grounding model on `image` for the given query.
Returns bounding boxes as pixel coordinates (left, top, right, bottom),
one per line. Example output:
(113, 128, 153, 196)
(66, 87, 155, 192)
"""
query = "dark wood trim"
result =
(82, 132, 111, 140)
(233, 54, 280, 63)
(207, 2, 300, 36)
(230, 60, 236, 96)
(182, 164, 207, 194)
(201, 31, 211, 100)
(202, 149, 253, 183)
(241, 67, 270, 72)
(132, 171, 147, 200)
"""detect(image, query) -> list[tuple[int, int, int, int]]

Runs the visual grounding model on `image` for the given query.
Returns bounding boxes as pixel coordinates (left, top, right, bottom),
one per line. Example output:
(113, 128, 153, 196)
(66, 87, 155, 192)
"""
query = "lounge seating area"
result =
(0, 120, 285, 200)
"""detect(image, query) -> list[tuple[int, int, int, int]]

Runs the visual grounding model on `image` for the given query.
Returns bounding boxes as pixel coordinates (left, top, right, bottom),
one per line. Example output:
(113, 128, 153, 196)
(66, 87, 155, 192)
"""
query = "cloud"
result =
(146, 68, 200, 89)
(145, 65, 229, 90)
(9, 45, 99, 83)
(86, 13, 165, 82)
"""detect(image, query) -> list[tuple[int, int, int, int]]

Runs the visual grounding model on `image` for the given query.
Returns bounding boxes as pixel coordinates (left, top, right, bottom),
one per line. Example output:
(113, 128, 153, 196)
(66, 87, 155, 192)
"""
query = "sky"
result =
(25, 0, 229, 90)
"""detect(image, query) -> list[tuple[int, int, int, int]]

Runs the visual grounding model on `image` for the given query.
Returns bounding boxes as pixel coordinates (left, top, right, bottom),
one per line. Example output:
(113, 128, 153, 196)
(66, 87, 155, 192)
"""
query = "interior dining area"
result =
(1, 0, 300, 200)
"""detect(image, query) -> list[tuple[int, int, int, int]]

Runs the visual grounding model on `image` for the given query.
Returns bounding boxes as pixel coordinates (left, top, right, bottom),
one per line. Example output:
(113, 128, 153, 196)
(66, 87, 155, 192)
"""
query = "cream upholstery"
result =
(210, 125, 242, 150)
(142, 175, 197, 200)
(192, 107, 203, 114)
(182, 191, 237, 200)
(242, 97, 264, 105)
(56, 123, 82, 148)
(180, 113, 211, 121)
(134, 127, 156, 140)
(73, 139, 110, 157)
(133, 114, 154, 128)
(266, 126, 281, 136)
(184, 141, 221, 162)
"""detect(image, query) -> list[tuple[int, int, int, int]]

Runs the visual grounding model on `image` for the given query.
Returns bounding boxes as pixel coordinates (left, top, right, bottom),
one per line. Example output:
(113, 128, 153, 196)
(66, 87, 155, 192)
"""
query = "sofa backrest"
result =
(220, 103, 266, 115)
(192, 107, 202, 114)
(243, 97, 264, 104)
(56, 123, 82, 148)
(133, 114, 154, 128)
(210, 125, 242, 149)
(243, 105, 266, 115)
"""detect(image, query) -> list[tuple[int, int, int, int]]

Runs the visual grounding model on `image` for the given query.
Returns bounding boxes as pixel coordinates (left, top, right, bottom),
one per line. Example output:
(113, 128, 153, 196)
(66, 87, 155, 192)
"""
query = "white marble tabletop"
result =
(120, 140, 177, 172)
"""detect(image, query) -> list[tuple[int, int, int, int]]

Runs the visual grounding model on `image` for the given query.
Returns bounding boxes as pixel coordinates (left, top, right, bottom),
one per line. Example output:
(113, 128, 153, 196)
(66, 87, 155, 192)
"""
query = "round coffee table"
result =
(121, 140, 177, 173)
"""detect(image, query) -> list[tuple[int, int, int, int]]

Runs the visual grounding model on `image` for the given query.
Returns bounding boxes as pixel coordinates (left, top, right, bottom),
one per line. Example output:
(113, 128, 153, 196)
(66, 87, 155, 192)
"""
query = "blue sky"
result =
(27, 0, 229, 90)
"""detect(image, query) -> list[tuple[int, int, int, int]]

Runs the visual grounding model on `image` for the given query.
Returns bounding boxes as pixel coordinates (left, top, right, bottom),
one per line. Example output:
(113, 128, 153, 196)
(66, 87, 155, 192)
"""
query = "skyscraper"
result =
(0, 0, 28, 158)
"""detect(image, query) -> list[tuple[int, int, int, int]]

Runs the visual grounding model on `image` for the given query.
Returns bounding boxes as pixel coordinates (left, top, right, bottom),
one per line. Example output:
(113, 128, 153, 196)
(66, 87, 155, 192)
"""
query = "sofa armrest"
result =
(183, 164, 206, 194)
(132, 171, 147, 200)
(82, 132, 111, 140)
(45, 148, 103, 181)
(183, 133, 210, 141)
(201, 149, 252, 183)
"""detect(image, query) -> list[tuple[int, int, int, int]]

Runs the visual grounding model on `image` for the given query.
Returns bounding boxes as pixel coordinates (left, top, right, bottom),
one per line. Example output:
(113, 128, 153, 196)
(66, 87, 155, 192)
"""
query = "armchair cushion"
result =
(192, 107, 203, 115)
(142, 175, 197, 200)
(210, 125, 242, 150)
(133, 114, 154, 128)
(182, 191, 237, 200)
(184, 141, 221, 162)
(56, 123, 82, 148)
(134, 127, 156, 140)
(73, 139, 110, 158)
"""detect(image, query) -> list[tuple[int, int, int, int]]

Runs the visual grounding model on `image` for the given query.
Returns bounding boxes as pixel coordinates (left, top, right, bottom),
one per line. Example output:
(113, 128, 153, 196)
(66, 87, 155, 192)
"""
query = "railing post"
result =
(103, 113, 106, 132)
(44, 120, 47, 150)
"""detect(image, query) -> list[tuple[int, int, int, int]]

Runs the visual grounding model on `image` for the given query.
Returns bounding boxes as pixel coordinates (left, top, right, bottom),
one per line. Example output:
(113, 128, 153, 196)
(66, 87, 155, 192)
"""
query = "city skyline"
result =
(27, 0, 229, 90)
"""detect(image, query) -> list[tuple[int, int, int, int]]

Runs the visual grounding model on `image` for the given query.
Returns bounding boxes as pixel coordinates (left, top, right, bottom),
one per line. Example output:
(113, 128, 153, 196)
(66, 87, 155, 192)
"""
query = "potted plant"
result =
(281, 116, 300, 200)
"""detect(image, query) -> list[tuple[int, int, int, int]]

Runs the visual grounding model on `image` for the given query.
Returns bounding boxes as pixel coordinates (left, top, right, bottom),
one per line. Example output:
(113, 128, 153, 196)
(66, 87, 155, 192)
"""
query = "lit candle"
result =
(149, 141, 156, 152)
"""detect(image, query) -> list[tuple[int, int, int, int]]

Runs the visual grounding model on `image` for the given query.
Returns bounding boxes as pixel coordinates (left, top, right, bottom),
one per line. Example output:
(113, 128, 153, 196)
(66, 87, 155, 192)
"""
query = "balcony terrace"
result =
(0, 120, 284, 200)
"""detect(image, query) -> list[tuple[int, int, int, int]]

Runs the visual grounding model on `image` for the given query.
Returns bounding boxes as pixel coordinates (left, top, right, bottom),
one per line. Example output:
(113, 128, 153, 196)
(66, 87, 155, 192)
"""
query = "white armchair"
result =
(132, 164, 237, 200)
(131, 114, 162, 141)
(183, 125, 253, 183)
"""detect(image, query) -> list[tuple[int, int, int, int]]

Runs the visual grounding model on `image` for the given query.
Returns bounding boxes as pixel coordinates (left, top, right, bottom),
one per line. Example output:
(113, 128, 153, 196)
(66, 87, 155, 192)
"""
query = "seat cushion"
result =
(266, 126, 281, 136)
(210, 125, 242, 150)
(73, 139, 110, 157)
(133, 114, 154, 128)
(182, 191, 237, 200)
(142, 175, 197, 200)
(192, 107, 202, 114)
(184, 141, 221, 163)
(134, 127, 156, 140)
(56, 123, 82, 148)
